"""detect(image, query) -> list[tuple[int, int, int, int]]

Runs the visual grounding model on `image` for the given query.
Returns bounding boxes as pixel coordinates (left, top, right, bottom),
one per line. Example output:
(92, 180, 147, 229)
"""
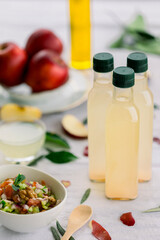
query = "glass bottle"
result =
(88, 52, 114, 182)
(127, 52, 153, 182)
(105, 67, 139, 200)
(69, 0, 91, 69)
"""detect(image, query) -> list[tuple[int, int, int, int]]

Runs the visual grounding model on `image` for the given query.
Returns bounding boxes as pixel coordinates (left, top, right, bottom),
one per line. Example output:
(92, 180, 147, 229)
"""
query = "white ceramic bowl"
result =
(0, 165, 67, 233)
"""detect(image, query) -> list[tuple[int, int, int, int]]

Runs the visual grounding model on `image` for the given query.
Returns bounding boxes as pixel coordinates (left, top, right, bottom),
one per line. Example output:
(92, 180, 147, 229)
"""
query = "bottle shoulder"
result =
(88, 84, 113, 99)
(134, 88, 153, 106)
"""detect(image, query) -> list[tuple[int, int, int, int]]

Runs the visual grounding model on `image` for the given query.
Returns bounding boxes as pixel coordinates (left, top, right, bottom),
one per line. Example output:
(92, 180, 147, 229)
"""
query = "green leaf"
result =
(12, 174, 26, 191)
(50, 226, 60, 240)
(80, 188, 91, 204)
(46, 132, 70, 149)
(14, 174, 25, 186)
(56, 221, 75, 240)
(12, 185, 19, 191)
(127, 14, 146, 31)
(142, 207, 160, 213)
(27, 155, 45, 166)
(0, 200, 6, 208)
(46, 151, 78, 164)
(154, 103, 160, 110)
(83, 118, 88, 125)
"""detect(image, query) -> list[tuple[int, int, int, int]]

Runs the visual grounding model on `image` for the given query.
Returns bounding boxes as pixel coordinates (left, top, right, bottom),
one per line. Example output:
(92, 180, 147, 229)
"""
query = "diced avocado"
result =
(3, 206, 13, 213)
(15, 208, 20, 214)
(37, 191, 43, 198)
(33, 206, 40, 213)
(41, 200, 49, 210)
(28, 207, 33, 213)
(19, 183, 27, 190)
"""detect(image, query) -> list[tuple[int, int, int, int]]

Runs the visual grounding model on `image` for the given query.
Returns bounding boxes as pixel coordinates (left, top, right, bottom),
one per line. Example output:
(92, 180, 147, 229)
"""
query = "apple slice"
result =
(1, 103, 42, 122)
(62, 114, 88, 139)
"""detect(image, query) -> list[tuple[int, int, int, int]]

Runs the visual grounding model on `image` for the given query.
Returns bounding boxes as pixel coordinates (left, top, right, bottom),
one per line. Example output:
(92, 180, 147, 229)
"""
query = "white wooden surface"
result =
(0, 1, 160, 239)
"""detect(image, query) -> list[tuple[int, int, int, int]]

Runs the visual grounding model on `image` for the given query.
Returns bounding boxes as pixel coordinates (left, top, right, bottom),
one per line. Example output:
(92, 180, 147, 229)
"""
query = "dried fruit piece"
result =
(1, 103, 41, 122)
(83, 146, 88, 156)
(61, 180, 71, 188)
(153, 137, 160, 144)
(90, 220, 111, 240)
(62, 114, 88, 138)
(120, 212, 135, 226)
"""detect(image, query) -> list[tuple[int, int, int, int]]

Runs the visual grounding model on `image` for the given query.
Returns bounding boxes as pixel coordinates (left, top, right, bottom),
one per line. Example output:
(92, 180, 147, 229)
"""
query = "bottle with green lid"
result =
(105, 66, 139, 200)
(88, 52, 114, 182)
(127, 52, 153, 182)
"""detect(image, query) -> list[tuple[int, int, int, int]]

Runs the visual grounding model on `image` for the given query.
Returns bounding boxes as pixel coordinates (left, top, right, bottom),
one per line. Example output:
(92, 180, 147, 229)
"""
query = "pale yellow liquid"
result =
(88, 78, 112, 182)
(0, 121, 45, 161)
(134, 73, 153, 182)
(69, 0, 91, 69)
(105, 91, 139, 200)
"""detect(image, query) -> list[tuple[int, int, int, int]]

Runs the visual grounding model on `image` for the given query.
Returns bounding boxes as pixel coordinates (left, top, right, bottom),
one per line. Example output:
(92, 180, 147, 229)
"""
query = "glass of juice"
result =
(0, 120, 45, 162)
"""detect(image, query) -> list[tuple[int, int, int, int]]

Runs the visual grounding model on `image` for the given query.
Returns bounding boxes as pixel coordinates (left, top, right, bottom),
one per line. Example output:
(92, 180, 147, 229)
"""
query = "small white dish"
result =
(0, 165, 67, 233)
(1, 69, 91, 114)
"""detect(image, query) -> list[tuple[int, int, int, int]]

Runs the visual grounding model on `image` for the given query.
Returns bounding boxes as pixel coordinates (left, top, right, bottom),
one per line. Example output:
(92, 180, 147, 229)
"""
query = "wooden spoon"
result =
(61, 205, 92, 240)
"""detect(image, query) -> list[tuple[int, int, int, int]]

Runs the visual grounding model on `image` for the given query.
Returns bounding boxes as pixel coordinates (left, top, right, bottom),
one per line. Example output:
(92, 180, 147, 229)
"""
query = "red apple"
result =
(25, 50, 69, 92)
(25, 29, 63, 58)
(0, 42, 27, 87)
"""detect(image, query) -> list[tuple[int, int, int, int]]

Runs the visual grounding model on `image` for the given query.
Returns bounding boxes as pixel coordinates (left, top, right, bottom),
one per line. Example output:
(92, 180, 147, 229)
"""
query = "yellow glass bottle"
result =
(88, 53, 114, 182)
(105, 67, 139, 200)
(127, 52, 153, 182)
(69, 0, 91, 69)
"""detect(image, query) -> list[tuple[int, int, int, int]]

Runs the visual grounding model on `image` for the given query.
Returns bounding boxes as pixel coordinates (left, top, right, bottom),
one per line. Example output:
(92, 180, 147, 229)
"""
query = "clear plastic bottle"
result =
(127, 52, 153, 182)
(88, 52, 114, 182)
(105, 67, 139, 200)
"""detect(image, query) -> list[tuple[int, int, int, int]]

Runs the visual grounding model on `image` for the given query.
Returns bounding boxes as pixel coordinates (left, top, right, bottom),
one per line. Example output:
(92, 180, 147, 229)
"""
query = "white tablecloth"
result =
(0, 101, 160, 240)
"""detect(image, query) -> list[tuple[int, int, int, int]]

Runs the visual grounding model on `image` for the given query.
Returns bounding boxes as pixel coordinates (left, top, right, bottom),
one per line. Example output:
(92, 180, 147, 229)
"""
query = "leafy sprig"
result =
(12, 174, 25, 191)
(46, 132, 70, 149)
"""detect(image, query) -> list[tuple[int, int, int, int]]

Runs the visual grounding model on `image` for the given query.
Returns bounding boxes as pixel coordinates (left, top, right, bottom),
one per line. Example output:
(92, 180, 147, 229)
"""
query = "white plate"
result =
(0, 69, 92, 114)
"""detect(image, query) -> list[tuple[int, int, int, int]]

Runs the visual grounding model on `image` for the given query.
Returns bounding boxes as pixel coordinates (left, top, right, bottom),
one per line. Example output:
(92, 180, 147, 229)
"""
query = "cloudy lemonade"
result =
(0, 121, 45, 161)
(88, 53, 114, 182)
(127, 52, 153, 182)
(105, 67, 139, 200)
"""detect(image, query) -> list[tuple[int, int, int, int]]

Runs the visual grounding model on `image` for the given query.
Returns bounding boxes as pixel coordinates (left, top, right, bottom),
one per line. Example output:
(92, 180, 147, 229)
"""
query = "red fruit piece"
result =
(61, 180, 71, 188)
(0, 180, 11, 188)
(0, 188, 3, 196)
(4, 185, 14, 199)
(91, 220, 111, 240)
(27, 199, 41, 207)
(41, 180, 46, 186)
(153, 137, 160, 144)
(120, 212, 135, 226)
(83, 146, 88, 156)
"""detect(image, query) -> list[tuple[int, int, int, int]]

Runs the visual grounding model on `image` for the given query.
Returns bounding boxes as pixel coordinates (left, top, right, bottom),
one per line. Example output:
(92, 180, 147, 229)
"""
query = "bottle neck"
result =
(94, 71, 112, 84)
(113, 86, 133, 103)
(134, 71, 148, 90)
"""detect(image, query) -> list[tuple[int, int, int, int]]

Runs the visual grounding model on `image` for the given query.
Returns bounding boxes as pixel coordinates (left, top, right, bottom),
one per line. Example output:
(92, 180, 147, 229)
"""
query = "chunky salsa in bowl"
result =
(0, 174, 60, 214)
(0, 165, 67, 233)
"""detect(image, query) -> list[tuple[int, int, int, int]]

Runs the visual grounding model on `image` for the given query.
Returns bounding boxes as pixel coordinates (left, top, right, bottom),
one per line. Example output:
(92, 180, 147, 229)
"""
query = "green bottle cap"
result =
(93, 52, 114, 73)
(113, 66, 135, 88)
(127, 52, 148, 73)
